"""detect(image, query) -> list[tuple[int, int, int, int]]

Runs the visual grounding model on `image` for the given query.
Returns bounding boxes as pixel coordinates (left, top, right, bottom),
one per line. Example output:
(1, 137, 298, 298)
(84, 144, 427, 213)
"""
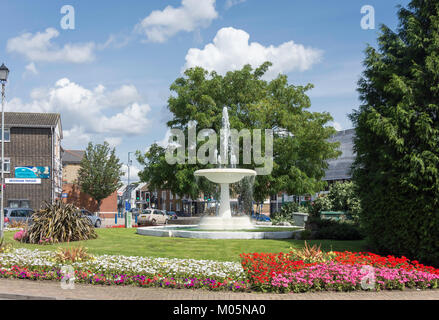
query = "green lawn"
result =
(4, 228, 367, 262)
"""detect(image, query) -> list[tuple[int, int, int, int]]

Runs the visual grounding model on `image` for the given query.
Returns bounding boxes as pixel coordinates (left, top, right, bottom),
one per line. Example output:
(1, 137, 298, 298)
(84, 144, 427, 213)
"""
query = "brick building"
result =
(62, 149, 117, 217)
(1, 112, 62, 209)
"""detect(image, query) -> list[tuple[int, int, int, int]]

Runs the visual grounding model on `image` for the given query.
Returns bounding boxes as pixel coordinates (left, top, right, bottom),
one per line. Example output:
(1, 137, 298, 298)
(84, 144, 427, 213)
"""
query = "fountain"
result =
(136, 107, 303, 239)
(195, 107, 256, 230)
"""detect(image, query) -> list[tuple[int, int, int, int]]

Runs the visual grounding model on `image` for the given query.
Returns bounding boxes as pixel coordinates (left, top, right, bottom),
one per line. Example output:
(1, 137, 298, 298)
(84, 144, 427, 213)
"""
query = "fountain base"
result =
(198, 216, 254, 230)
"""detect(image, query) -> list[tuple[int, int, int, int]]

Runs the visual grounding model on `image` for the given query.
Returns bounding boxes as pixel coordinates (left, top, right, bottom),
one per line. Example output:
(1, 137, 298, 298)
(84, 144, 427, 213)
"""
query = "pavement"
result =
(0, 278, 438, 300)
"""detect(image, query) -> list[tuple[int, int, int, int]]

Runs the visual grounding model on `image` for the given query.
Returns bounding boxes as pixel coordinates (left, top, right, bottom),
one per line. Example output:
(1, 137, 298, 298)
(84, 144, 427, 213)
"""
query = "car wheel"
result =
(95, 219, 101, 228)
(152, 219, 157, 225)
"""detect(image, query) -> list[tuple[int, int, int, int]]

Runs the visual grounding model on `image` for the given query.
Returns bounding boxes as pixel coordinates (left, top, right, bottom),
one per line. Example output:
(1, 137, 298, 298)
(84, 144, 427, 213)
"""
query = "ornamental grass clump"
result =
(289, 241, 336, 264)
(54, 246, 95, 263)
(23, 201, 97, 244)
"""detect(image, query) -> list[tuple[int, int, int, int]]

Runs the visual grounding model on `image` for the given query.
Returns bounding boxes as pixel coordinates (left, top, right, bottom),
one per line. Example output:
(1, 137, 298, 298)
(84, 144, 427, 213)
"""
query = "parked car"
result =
(79, 209, 102, 228)
(251, 213, 271, 222)
(138, 209, 169, 225)
(165, 211, 178, 220)
(176, 211, 191, 217)
(4, 208, 34, 227)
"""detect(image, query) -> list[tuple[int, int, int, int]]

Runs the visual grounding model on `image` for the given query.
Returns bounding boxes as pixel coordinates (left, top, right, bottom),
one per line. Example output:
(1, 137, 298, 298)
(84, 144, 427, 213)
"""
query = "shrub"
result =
(306, 216, 364, 240)
(23, 201, 98, 244)
(13, 230, 27, 242)
(310, 195, 333, 217)
(328, 182, 362, 220)
(299, 230, 312, 240)
(271, 202, 308, 225)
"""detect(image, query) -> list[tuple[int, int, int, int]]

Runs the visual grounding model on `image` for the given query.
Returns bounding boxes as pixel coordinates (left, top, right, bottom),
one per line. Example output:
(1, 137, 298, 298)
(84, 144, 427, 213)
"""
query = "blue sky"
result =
(1, 0, 410, 181)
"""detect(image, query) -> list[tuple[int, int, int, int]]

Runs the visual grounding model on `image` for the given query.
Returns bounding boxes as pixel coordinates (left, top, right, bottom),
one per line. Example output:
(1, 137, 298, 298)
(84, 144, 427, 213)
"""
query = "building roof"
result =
(1, 112, 61, 128)
(62, 150, 85, 164)
(323, 129, 356, 181)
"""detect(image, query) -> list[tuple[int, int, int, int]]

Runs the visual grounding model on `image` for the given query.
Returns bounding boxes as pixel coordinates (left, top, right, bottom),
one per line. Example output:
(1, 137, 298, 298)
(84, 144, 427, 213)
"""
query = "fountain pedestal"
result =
(194, 168, 256, 230)
(219, 183, 231, 219)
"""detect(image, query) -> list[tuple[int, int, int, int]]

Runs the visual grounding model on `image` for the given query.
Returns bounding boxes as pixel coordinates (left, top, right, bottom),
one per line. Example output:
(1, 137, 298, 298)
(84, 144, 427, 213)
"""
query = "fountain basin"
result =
(137, 225, 303, 239)
(194, 168, 256, 184)
(198, 216, 254, 230)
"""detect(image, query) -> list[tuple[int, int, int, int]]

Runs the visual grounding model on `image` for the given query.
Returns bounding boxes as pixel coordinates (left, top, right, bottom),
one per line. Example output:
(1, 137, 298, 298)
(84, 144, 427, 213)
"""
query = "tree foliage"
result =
(78, 142, 124, 211)
(137, 63, 340, 203)
(350, 0, 439, 265)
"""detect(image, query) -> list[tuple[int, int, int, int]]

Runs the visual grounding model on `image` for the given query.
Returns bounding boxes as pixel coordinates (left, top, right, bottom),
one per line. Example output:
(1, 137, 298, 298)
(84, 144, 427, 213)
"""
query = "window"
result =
(21, 210, 33, 217)
(10, 210, 19, 217)
(161, 190, 167, 200)
(0, 128, 10, 142)
(0, 158, 10, 173)
(7, 200, 30, 208)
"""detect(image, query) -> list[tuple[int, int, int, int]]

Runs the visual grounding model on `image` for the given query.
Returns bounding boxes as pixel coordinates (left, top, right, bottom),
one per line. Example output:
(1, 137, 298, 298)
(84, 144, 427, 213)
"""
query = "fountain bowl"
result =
(194, 168, 256, 184)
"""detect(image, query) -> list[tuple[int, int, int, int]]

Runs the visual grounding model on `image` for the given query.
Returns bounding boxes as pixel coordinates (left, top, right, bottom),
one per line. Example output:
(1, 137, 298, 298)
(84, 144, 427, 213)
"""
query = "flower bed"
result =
(241, 251, 439, 292)
(0, 249, 249, 291)
(0, 248, 438, 293)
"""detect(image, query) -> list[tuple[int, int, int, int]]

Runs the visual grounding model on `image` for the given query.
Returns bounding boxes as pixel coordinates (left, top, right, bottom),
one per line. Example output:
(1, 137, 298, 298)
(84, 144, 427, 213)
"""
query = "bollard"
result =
(125, 211, 132, 228)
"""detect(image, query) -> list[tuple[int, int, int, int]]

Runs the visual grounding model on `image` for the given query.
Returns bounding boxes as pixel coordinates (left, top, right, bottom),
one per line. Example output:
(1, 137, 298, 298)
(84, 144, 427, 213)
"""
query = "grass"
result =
(3, 228, 367, 262)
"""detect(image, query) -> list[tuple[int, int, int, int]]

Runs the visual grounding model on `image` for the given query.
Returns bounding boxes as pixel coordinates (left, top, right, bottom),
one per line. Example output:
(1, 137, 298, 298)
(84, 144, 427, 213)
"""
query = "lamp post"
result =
(0, 63, 10, 240)
(126, 151, 134, 209)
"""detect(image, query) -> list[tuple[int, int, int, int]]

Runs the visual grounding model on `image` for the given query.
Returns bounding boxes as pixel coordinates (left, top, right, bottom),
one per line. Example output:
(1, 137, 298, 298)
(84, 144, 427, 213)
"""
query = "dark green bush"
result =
(306, 216, 364, 241)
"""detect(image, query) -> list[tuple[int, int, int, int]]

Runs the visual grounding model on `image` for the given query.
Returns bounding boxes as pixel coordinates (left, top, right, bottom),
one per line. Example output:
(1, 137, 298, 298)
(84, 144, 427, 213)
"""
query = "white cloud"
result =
(105, 137, 123, 148)
(135, 0, 218, 43)
(7, 28, 95, 63)
(225, 0, 246, 9)
(25, 62, 38, 75)
(98, 103, 151, 134)
(121, 164, 141, 183)
(105, 85, 141, 108)
(7, 78, 152, 149)
(184, 27, 323, 79)
(63, 125, 91, 149)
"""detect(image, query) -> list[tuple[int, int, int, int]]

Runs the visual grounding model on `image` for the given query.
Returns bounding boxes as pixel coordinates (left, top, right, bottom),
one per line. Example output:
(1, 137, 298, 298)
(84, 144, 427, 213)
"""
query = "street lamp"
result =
(0, 63, 10, 240)
(126, 151, 135, 210)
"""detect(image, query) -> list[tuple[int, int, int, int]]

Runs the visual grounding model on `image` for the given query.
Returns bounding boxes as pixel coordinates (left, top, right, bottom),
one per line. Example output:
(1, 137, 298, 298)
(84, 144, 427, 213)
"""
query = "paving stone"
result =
(0, 278, 437, 300)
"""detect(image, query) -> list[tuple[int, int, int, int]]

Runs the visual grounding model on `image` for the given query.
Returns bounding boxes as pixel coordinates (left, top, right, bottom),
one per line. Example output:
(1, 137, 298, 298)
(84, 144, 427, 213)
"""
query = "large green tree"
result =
(350, 0, 439, 265)
(78, 142, 124, 212)
(137, 63, 340, 207)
